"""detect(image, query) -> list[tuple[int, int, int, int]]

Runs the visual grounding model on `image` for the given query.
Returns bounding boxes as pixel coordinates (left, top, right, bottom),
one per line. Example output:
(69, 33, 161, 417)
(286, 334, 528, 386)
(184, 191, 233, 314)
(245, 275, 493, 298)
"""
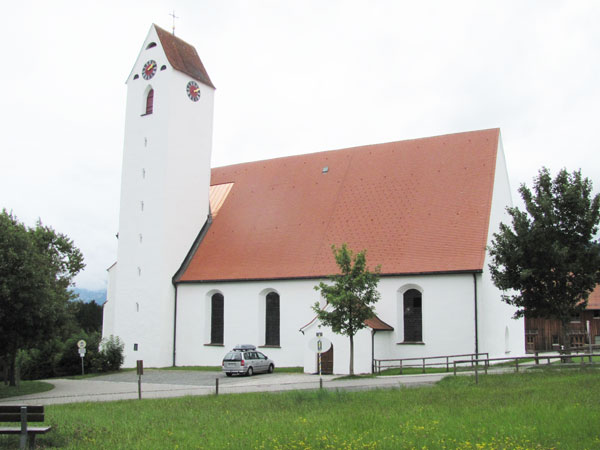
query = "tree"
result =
(0, 210, 84, 385)
(68, 299, 103, 333)
(488, 168, 600, 353)
(313, 244, 381, 375)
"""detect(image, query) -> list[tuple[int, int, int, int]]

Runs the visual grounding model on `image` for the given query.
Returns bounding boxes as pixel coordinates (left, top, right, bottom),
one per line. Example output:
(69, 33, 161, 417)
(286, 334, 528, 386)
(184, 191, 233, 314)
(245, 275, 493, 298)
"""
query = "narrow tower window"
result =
(145, 88, 154, 115)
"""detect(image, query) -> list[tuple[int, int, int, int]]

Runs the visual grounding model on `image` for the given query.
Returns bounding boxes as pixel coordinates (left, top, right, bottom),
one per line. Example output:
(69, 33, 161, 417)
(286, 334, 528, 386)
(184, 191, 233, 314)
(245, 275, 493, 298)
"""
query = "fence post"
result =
(474, 361, 479, 385)
(484, 359, 488, 375)
(453, 361, 457, 376)
(446, 356, 449, 372)
(400, 360, 403, 375)
(215, 377, 219, 396)
(471, 354, 474, 368)
(515, 359, 519, 373)
(535, 352, 539, 365)
(422, 358, 425, 373)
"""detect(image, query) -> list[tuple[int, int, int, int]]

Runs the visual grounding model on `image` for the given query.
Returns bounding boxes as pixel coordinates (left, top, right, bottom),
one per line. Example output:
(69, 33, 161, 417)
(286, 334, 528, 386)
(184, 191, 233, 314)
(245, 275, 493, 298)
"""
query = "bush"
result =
(54, 332, 102, 377)
(95, 335, 125, 372)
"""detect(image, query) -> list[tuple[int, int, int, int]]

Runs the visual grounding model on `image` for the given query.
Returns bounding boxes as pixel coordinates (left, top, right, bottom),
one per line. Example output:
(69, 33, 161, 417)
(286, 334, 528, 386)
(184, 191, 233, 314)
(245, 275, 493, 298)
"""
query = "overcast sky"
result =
(2, 1, 599, 291)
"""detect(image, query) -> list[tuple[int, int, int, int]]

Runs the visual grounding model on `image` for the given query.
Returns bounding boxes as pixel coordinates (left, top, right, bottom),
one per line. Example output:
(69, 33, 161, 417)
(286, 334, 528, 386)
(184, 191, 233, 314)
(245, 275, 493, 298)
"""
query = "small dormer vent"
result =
(322, 166, 329, 174)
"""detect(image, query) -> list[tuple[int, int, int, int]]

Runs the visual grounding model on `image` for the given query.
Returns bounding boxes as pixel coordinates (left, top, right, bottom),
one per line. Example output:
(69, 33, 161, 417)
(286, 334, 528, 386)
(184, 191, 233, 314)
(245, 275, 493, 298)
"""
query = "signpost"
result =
(136, 360, 144, 400)
(308, 331, 332, 389)
(77, 340, 86, 376)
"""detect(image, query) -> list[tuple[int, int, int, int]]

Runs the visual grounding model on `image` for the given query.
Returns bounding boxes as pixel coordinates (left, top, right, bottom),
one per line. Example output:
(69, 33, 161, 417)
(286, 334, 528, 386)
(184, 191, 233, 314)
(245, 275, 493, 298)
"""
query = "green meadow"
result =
(1, 369, 599, 449)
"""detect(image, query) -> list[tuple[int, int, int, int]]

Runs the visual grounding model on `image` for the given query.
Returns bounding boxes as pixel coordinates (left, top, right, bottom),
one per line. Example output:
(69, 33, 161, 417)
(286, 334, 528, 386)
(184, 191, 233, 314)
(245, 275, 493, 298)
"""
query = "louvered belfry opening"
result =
(265, 292, 280, 346)
(211, 293, 224, 344)
(145, 88, 154, 114)
(403, 289, 422, 342)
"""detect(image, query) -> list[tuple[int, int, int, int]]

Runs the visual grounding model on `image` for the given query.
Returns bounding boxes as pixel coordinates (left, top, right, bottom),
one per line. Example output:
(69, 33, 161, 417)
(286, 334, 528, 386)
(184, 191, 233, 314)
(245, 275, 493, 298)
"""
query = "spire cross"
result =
(169, 10, 179, 35)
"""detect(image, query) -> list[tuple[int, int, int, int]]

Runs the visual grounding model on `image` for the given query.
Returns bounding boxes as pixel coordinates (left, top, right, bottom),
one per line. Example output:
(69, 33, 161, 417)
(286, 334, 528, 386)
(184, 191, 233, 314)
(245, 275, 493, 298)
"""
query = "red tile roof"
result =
(364, 316, 394, 331)
(154, 24, 215, 89)
(178, 129, 500, 282)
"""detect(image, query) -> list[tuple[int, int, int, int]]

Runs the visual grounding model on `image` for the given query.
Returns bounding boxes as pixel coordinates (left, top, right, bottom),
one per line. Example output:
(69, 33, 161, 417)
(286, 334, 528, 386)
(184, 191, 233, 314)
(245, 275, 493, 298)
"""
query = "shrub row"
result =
(17, 333, 124, 380)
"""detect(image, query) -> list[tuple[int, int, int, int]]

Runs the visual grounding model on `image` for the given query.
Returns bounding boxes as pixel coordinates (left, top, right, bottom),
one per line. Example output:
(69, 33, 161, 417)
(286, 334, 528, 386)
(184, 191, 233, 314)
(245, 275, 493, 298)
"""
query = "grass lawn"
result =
(0, 381, 54, 399)
(1, 369, 599, 449)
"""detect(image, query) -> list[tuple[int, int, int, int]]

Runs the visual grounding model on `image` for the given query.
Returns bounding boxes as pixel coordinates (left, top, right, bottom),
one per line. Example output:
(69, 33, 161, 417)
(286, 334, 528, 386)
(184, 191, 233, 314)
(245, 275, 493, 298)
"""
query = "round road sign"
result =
(308, 336, 332, 354)
(77, 340, 87, 349)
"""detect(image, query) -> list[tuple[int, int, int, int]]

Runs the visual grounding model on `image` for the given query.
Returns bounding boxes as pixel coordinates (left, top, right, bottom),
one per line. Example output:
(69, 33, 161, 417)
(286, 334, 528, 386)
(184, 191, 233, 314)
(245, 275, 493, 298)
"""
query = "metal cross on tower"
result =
(169, 10, 179, 35)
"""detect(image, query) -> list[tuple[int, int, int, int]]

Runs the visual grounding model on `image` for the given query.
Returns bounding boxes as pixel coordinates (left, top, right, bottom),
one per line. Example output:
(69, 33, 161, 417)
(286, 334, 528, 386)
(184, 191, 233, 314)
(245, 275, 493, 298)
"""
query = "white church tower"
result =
(103, 24, 215, 367)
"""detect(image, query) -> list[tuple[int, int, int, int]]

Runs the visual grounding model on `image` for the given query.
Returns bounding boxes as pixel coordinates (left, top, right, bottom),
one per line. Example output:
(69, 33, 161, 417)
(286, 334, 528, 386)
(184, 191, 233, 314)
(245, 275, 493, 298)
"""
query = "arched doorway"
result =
(320, 344, 334, 374)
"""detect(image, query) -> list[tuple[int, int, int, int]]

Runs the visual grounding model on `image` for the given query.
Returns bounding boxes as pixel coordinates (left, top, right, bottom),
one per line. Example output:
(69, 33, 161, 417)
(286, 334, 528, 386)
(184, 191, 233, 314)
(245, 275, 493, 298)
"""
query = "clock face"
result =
(142, 60, 157, 80)
(186, 81, 200, 102)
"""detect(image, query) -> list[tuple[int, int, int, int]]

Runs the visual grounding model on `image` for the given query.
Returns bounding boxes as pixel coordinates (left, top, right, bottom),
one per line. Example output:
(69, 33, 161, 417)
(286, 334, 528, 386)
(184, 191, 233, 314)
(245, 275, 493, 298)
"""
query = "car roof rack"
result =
(233, 344, 256, 351)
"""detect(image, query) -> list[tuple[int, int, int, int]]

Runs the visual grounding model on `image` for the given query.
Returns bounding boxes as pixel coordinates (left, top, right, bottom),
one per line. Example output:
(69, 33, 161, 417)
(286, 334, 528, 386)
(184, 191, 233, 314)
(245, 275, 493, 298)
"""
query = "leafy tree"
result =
(488, 168, 600, 353)
(0, 210, 84, 385)
(313, 244, 381, 375)
(68, 299, 103, 333)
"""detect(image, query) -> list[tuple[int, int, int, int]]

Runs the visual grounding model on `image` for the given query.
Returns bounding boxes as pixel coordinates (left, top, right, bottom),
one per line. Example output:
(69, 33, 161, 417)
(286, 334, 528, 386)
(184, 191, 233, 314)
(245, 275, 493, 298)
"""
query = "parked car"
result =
(222, 345, 275, 376)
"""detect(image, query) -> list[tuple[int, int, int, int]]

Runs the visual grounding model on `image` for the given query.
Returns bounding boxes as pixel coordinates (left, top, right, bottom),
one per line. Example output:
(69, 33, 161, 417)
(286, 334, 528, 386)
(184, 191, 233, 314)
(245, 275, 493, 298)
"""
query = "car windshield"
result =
(223, 352, 242, 361)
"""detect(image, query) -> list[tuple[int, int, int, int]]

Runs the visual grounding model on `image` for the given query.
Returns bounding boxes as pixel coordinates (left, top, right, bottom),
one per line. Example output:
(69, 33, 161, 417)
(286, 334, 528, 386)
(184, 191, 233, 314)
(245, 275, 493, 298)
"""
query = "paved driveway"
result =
(0, 370, 450, 406)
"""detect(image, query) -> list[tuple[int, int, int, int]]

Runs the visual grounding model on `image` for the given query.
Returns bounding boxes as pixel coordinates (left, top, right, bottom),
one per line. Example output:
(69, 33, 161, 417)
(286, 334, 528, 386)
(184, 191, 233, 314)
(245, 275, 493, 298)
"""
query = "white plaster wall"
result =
(176, 273, 490, 374)
(109, 25, 214, 368)
(477, 134, 526, 358)
(176, 279, 323, 368)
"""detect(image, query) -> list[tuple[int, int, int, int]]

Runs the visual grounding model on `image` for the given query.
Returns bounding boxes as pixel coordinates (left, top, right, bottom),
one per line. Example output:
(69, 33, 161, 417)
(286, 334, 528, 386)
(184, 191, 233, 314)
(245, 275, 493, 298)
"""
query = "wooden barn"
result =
(525, 289, 600, 352)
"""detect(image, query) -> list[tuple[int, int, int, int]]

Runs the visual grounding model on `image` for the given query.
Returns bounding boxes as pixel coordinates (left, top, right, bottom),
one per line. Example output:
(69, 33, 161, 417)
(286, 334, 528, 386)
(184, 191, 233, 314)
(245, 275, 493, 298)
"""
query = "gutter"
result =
(473, 273, 479, 355)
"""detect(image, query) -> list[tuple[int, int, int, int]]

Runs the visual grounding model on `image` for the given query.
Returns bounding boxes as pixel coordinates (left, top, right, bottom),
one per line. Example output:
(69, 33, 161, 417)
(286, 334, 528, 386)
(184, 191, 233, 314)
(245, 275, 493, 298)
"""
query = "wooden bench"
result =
(0, 405, 51, 449)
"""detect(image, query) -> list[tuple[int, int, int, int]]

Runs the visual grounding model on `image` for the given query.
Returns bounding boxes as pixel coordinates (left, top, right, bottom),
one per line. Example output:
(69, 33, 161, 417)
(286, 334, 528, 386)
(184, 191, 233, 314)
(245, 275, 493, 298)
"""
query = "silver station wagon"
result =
(222, 345, 275, 376)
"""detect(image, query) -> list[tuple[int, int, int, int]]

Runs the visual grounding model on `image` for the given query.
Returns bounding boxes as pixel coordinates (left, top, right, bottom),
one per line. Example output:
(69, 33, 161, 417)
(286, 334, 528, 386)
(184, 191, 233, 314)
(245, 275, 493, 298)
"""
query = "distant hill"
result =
(71, 287, 107, 305)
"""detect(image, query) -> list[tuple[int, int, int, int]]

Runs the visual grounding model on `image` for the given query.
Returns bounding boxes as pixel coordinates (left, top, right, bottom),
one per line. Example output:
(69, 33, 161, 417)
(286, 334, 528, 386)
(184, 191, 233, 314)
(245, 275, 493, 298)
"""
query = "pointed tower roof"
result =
(154, 24, 215, 89)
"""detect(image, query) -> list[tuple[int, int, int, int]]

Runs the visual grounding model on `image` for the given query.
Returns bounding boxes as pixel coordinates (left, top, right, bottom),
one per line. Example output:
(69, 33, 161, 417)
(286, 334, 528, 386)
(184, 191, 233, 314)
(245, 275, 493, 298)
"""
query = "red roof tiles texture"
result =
(154, 24, 215, 89)
(179, 129, 500, 282)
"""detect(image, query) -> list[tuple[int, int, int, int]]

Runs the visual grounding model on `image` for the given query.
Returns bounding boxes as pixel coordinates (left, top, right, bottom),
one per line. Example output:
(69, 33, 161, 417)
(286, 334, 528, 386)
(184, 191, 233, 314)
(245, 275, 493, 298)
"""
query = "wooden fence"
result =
(373, 352, 489, 374)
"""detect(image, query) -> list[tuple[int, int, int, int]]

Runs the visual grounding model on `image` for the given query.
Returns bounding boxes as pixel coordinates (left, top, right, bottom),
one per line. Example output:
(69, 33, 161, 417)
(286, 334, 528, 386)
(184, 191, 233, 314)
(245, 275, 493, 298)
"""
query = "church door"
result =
(320, 345, 334, 374)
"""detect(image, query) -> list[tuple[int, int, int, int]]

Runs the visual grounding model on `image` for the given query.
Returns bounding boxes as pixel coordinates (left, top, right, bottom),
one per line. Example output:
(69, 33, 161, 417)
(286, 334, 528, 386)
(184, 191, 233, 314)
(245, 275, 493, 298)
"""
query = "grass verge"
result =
(1, 368, 598, 449)
(0, 381, 54, 400)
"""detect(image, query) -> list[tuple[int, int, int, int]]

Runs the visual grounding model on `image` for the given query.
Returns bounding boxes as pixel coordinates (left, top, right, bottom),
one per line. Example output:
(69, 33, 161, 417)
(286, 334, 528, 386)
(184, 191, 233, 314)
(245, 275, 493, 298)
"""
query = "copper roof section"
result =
(154, 24, 215, 89)
(179, 129, 500, 282)
(209, 183, 234, 218)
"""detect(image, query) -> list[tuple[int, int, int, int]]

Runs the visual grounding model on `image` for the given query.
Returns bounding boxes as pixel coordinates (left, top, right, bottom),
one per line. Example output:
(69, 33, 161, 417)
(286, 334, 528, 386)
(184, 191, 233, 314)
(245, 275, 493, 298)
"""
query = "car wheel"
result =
(247, 367, 254, 376)
(268, 364, 274, 373)
(225, 372, 232, 377)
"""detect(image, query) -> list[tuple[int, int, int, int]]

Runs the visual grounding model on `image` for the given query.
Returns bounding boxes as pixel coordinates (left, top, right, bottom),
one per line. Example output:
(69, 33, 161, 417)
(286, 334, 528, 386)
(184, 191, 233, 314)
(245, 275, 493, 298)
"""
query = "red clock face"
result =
(142, 60, 157, 80)
(186, 81, 200, 102)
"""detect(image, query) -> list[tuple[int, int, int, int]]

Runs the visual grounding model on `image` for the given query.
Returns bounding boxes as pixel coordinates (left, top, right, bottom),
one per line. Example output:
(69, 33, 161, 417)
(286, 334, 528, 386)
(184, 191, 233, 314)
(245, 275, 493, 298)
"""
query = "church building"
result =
(102, 24, 525, 374)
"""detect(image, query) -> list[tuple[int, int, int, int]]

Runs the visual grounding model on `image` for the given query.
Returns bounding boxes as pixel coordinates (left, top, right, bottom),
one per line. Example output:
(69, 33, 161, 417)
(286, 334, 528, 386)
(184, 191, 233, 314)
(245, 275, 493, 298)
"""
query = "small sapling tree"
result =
(313, 244, 381, 375)
(488, 168, 600, 354)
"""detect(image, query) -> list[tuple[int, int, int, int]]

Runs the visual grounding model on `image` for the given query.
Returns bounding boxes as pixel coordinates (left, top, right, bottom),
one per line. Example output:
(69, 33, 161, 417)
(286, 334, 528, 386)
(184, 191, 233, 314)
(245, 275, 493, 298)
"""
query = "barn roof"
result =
(177, 128, 501, 282)
(587, 288, 600, 309)
(154, 24, 215, 89)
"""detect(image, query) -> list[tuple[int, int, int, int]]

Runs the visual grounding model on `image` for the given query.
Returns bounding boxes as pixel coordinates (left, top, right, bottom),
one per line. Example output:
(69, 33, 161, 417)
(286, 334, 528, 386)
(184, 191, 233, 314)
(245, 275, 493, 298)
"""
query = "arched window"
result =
(211, 293, 224, 344)
(145, 88, 154, 115)
(265, 292, 280, 346)
(403, 289, 422, 342)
